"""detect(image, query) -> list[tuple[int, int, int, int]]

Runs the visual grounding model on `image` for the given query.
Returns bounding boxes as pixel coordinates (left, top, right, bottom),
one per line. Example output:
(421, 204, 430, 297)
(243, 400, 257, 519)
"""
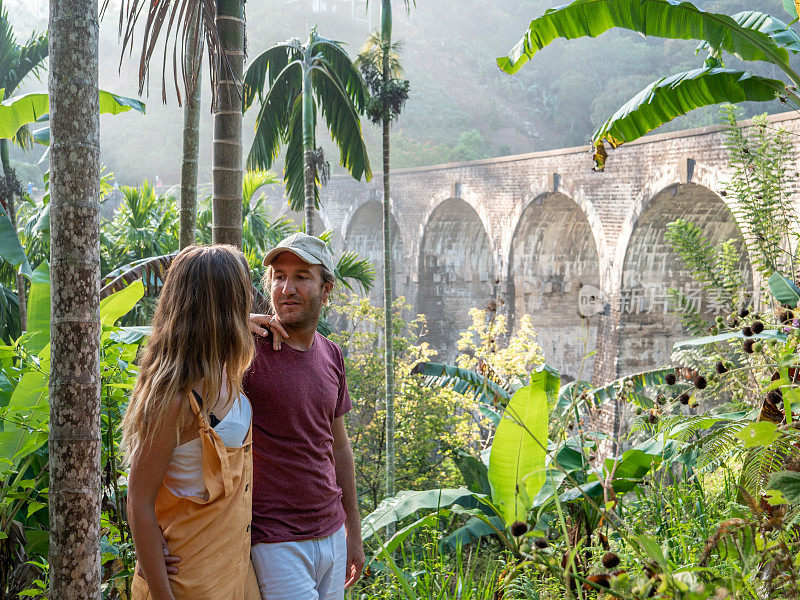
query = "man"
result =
(246, 232, 364, 600)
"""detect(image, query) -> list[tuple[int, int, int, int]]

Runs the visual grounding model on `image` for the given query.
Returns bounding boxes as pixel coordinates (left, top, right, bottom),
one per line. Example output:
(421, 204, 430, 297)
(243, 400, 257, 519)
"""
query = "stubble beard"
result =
(273, 290, 324, 331)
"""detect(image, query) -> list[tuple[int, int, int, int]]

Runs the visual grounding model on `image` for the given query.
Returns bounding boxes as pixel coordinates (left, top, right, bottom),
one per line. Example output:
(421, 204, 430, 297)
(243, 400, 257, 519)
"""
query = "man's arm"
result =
(332, 416, 364, 588)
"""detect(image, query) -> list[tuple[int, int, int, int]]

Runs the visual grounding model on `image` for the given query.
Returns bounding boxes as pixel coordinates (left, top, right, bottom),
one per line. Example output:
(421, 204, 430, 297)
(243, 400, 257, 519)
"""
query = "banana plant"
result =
(242, 28, 372, 234)
(498, 0, 800, 169)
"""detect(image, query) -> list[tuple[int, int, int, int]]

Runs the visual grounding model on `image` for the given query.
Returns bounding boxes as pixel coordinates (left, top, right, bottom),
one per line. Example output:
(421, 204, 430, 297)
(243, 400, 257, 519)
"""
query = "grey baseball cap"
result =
(262, 232, 335, 274)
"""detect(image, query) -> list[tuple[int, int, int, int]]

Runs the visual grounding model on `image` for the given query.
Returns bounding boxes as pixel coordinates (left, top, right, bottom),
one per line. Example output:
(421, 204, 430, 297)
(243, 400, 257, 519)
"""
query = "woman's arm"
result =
(248, 313, 288, 350)
(127, 401, 182, 600)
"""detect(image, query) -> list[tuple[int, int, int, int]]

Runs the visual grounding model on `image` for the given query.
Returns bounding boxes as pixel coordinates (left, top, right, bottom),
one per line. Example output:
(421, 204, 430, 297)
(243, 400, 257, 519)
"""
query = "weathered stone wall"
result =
(269, 112, 800, 386)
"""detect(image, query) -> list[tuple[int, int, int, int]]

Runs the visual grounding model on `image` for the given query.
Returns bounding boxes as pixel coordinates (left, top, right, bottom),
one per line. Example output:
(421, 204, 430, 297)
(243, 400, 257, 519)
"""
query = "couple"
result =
(122, 233, 364, 600)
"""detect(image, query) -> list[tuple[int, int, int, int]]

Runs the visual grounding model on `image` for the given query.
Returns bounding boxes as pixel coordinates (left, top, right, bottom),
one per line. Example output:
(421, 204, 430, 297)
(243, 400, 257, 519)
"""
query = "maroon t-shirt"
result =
(243, 332, 352, 544)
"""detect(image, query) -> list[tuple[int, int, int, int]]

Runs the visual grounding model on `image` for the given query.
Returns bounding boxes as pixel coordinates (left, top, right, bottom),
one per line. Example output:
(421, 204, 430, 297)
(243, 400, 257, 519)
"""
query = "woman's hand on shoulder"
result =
(248, 313, 288, 351)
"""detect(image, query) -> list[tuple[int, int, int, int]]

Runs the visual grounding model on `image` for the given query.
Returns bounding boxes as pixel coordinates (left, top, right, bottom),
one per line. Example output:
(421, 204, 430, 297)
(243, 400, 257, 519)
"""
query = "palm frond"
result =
(101, 0, 225, 106)
(355, 32, 405, 77)
(101, 252, 177, 299)
(242, 169, 279, 206)
(311, 62, 372, 183)
(741, 428, 800, 496)
(246, 60, 302, 170)
(313, 35, 368, 111)
(242, 41, 303, 110)
(335, 250, 375, 294)
(283, 95, 315, 212)
(411, 361, 510, 424)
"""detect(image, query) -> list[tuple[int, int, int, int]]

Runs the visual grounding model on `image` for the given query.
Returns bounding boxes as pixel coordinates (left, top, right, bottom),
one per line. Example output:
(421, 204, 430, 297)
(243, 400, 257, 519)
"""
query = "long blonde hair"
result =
(123, 245, 255, 461)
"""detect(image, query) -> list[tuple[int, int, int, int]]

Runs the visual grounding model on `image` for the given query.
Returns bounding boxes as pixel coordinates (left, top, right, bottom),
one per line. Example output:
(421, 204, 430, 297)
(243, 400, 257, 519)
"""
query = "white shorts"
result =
(251, 525, 346, 600)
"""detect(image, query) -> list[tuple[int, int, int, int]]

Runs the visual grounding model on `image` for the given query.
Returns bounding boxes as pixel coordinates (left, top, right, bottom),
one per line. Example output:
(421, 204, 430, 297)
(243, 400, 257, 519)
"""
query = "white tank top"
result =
(163, 395, 252, 499)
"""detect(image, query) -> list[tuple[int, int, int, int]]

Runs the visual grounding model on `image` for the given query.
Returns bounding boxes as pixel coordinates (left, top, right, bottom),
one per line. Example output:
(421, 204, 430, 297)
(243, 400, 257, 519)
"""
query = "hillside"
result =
(7, 0, 796, 186)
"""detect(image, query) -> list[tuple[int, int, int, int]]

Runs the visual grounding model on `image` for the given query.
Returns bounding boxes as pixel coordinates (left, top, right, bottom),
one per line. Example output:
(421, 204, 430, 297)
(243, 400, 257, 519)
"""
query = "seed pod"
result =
(678, 392, 690, 405)
(715, 316, 725, 325)
(767, 389, 783, 405)
(752, 342, 763, 353)
(694, 375, 707, 390)
(602, 552, 620, 569)
(742, 326, 753, 337)
(533, 537, 549, 549)
(715, 361, 728, 374)
(657, 394, 667, 405)
(739, 307, 750, 318)
(635, 406, 643, 416)
(510, 521, 528, 537)
(648, 410, 659, 424)
(583, 574, 611, 590)
(743, 338, 755, 354)
(752, 320, 764, 334)
(665, 373, 677, 386)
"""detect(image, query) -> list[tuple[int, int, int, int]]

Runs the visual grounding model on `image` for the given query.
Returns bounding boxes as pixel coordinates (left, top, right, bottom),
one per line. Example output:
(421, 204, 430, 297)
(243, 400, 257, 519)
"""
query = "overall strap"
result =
(186, 389, 234, 499)
(191, 390, 221, 428)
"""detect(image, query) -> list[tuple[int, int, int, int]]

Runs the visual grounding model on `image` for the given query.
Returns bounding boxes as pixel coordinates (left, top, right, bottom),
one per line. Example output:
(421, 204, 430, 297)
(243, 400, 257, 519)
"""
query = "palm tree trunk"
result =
(212, 0, 244, 248)
(381, 0, 396, 512)
(302, 65, 316, 236)
(48, 1, 102, 598)
(304, 149, 316, 236)
(180, 22, 202, 249)
(0, 138, 27, 330)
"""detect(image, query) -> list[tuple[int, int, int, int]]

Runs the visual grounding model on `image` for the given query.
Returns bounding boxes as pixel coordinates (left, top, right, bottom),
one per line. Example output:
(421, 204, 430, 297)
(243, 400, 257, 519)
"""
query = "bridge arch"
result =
(343, 200, 406, 304)
(616, 173, 749, 376)
(417, 197, 495, 359)
(507, 191, 602, 380)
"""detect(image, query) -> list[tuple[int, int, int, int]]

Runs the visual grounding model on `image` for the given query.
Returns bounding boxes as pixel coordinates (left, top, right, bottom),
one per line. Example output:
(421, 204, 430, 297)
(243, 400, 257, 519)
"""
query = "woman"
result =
(124, 245, 261, 600)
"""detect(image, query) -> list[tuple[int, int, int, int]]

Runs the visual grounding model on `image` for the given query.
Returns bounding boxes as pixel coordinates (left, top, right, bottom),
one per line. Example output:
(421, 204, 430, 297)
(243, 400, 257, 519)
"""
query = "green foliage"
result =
(721, 108, 798, 279)
(331, 297, 487, 512)
(242, 29, 372, 212)
(0, 281, 145, 597)
(498, 0, 800, 168)
(489, 371, 551, 525)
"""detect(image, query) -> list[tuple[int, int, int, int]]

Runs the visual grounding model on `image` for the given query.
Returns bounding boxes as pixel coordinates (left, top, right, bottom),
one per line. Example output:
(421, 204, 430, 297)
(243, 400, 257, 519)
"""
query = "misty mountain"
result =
(7, 0, 794, 187)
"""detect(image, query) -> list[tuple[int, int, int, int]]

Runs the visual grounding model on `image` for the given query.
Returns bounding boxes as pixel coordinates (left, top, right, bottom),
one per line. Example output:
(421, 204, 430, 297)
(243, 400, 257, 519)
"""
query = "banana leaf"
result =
(768, 272, 800, 307)
(442, 514, 506, 549)
(26, 263, 50, 354)
(697, 11, 800, 55)
(498, 0, 794, 75)
(0, 207, 31, 277)
(361, 488, 480, 540)
(488, 369, 552, 525)
(591, 68, 786, 169)
(0, 90, 145, 140)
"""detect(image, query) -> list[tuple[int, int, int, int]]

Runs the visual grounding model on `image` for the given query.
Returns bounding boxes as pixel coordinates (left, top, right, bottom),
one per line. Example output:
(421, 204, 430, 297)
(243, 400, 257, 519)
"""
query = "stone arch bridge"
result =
(265, 112, 800, 385)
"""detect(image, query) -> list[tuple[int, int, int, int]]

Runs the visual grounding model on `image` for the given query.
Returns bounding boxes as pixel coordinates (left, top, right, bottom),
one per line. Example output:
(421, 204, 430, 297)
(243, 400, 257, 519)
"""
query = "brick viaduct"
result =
(263, 112, 800, 386)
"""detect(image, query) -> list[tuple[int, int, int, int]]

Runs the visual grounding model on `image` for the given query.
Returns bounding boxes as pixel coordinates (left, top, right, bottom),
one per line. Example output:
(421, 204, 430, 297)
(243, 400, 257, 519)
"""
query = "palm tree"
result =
(498, 0, 800, 170)
(180, 18, 203, 249)
(48, 0, 102, 597)
(0, 0, 48, 330)
(242, 29, 372, 236)
(358, 0, 413, 508)
(105, 0, 246, 247)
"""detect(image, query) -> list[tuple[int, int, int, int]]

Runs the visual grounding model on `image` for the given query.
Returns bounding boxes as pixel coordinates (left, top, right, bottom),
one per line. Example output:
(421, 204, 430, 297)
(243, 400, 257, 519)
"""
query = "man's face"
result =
(270, 251, 331, 327)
